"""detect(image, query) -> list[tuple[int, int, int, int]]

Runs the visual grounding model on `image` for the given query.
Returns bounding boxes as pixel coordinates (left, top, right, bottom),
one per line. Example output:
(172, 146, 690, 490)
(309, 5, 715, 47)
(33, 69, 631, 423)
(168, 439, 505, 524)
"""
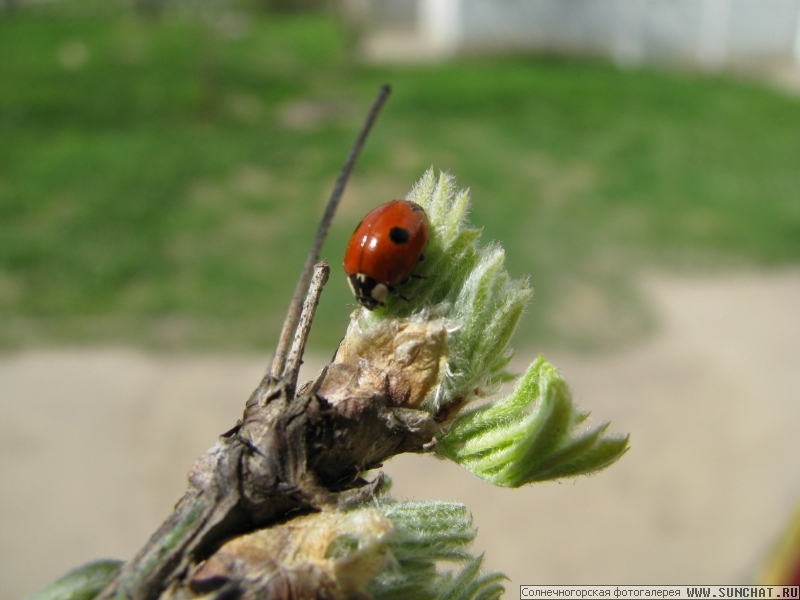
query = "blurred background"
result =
(2, 0, 800, 596)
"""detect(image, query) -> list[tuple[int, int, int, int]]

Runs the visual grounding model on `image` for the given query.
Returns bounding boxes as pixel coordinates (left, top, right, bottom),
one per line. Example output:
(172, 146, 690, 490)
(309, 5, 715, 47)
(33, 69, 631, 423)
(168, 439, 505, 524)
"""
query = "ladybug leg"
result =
(399, 272, 427, 286)
(388, 286, 410, 303)
(409, 254, 427, 279)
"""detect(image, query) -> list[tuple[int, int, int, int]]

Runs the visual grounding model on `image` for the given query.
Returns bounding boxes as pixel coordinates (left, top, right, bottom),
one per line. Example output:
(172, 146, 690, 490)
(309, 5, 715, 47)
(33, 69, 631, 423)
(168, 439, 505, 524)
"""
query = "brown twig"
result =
(282, 260, 329, 393)
(93, 86, 436, 600)
(270, 84, 391, 379)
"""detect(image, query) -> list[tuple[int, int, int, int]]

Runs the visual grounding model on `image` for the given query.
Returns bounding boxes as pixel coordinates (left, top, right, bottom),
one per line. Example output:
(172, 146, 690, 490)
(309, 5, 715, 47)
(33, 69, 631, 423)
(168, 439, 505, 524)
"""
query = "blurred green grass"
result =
(1, 7, 799, 352)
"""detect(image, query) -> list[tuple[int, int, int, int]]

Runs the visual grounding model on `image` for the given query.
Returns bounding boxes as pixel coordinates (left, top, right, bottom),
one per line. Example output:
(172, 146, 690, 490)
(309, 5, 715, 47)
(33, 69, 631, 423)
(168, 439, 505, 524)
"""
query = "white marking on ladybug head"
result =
(371, 283, 389, 304)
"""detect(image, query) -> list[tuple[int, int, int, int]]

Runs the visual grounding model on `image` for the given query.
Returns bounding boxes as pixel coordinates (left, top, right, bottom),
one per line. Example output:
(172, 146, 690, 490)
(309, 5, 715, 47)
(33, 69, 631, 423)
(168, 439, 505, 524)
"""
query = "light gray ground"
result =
(2, 271, 800, 598)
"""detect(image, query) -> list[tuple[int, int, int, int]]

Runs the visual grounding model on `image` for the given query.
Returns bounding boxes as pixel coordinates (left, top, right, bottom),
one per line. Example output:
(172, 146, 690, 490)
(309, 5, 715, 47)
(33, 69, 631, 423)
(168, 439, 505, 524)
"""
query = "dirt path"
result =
(3, 271, 800, 597)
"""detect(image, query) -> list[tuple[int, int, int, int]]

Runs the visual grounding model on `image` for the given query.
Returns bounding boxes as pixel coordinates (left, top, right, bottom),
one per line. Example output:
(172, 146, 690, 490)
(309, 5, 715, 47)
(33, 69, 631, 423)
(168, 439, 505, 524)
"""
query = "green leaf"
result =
(345, 169, 629, 485)
(438, 356, 629, 486)
(438, 556, 507, 600)
(23, 559, 123, 600)
(368, 500, 507, 600)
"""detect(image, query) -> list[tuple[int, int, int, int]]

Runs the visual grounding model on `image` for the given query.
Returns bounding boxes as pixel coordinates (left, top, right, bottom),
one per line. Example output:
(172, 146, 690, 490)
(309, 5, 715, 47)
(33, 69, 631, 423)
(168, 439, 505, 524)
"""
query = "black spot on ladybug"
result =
(389, 227, 410, 244)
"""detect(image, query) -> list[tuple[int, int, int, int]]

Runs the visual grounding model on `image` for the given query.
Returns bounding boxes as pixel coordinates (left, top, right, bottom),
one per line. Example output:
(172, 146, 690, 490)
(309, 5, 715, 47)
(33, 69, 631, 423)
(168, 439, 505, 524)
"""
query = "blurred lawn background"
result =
(2, 0, 800, 354)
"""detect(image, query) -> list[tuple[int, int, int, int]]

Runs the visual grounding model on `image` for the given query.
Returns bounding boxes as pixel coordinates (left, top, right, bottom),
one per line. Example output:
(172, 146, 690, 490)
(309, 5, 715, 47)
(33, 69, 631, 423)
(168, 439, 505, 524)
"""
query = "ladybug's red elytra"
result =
(343, 200, 430, 310)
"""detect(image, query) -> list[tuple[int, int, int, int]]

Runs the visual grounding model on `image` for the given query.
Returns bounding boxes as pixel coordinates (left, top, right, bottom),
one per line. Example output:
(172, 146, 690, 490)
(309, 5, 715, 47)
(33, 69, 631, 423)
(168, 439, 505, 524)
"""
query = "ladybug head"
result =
(348, 273, 389, 310)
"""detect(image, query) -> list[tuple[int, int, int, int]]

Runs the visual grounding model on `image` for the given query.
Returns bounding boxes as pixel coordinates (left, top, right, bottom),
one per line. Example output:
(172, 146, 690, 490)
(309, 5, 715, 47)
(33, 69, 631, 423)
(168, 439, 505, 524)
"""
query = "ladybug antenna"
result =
(270, 85, 391, 384)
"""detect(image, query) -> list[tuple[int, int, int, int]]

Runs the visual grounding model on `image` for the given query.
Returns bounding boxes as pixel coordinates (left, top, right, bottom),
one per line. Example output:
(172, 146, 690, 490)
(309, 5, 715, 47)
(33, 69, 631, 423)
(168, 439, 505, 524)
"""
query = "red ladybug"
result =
(344, 200, 430, 310)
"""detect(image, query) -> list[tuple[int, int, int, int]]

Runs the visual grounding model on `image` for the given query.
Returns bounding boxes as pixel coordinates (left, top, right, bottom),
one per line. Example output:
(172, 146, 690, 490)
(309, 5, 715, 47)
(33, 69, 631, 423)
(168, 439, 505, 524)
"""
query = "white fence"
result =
(356, 0, 800, 70)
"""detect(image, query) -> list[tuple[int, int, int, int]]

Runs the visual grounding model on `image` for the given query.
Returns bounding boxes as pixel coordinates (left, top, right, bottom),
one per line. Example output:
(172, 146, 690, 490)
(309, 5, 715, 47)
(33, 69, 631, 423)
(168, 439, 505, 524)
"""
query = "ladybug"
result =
(344, 200, 430, 310)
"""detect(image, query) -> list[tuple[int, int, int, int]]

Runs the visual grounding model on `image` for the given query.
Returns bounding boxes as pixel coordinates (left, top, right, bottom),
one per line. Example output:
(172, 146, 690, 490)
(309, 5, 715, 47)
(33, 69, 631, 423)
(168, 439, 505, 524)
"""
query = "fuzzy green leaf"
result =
(438, 556, 507, 600)
(368, 500, 507, 600)
(349, 169, 628, 487)
(352, 170, 531, 412)
(23, 559, 123, 600)
(437, 356, 629, 486)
